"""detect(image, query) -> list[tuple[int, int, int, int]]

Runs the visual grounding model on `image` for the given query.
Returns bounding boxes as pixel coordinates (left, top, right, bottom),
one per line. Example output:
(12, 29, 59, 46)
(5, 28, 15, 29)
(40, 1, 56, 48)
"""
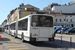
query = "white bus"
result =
(10, 14, 55, 42)
(10, 21, 16, 35)
(4, 24, 10, 34)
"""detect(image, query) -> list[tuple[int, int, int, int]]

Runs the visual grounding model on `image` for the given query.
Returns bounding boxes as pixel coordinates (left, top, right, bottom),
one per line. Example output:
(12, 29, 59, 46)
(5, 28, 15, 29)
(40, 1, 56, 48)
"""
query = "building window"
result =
(32, 8, 34, 9)
(55, 15, 56, 17)
(19, 11, 22, 14)
(70, 19, 72, 22)
(64, 19, 66, 21)
(31, 12, 33, 14)
(70, 16, 72, 17)
(66, 16, 67, 17)
(60, 19, 61, 22)
(67, 19, 68, 22)
(58, 15, 59, 17)
(56, 19, 57, 22)
(18, 18, 28, 30)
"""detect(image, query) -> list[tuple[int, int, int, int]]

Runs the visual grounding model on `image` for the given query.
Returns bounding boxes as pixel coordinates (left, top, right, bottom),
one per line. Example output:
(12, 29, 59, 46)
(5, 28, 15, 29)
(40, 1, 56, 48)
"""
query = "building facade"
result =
(2, 19, 7, 27)
(7, 3, 50, 23)
(7, 4, 39, 23)
(46, 13, 75, 27)
(51, 3, 75, 13)
(43, 3, 59, 10)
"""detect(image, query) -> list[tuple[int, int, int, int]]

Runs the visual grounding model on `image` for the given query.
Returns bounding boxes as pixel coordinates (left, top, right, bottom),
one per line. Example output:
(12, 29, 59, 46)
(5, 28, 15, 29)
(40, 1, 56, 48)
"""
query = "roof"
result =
(27, 9, 37, 12)
(18, 4, 39, 9)
(45, 13, 75, 15)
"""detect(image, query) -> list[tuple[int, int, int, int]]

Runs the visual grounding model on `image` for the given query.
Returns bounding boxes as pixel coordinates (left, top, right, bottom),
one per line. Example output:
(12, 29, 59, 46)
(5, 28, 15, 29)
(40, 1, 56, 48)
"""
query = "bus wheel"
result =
(21, 33, 24, 42)
(9, 32, 11, 35)
(14, 33, 17, 38)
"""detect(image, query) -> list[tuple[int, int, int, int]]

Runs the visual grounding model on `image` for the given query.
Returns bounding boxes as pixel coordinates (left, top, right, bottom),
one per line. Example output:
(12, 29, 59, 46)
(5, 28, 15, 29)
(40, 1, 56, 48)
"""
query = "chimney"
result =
(19, 3, 24, 7)
(65, 4, 66, 5)
(68, 3, 70, 5)
(58, 4, 61, 6)
(20, 5, 21, 7)
(21, 3, 24, 6)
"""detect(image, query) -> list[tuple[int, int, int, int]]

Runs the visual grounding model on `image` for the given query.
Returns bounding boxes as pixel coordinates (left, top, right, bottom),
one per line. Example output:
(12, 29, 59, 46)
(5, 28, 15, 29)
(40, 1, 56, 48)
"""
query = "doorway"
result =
(71, 24, 73, 27)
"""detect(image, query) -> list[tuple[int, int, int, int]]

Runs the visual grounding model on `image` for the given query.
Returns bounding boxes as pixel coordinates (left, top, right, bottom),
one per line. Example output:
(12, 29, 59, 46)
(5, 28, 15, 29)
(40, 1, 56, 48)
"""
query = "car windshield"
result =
(54, 27, 61, 32)
(63, 28, 68, 30)
(66, 28, 72, 31)
(72, 28, 75, 31)
(55, 27, 61, 30)
(63, 28, 66, 30)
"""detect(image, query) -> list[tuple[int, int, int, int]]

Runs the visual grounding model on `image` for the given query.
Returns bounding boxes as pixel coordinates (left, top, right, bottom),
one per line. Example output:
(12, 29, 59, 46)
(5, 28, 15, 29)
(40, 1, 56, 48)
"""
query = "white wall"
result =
(66, 15, 75, 23)
(52, 14, 75, 27)
(52, 15, 66, 24)
(52, 4, 75, 13)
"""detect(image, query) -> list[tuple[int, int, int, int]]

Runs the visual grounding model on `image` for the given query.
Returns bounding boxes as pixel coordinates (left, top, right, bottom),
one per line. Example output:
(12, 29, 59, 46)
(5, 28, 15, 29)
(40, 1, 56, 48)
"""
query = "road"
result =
(0, 32, 68, 50)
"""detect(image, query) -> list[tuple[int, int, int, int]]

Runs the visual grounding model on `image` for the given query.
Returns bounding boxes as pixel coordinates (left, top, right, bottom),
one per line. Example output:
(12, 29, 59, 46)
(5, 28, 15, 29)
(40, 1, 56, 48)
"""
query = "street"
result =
(0, 32, 68, 50)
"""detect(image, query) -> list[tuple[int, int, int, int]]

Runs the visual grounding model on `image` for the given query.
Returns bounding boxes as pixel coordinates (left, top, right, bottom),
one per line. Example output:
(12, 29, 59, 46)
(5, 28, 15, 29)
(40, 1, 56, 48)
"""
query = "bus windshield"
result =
(31, 15, 53, 27)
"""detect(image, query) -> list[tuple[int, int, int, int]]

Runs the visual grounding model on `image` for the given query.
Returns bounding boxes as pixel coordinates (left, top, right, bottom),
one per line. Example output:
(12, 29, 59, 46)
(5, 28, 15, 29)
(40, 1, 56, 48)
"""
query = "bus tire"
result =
(21, 33, 24, 42)
(14, 33, 17, 38)
(9, 32, 11, 35)
(11, 32, 12, 36)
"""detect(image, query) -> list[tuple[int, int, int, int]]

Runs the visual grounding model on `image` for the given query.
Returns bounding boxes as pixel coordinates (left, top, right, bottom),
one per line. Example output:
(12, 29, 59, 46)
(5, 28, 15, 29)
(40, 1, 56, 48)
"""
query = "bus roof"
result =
(31, 14, 53, 17)
(18, 14, 53, 22)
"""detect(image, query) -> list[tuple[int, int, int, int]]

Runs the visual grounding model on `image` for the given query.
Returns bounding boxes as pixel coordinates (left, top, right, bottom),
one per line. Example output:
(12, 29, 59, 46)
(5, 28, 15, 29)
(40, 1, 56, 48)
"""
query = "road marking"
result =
(1, 33, 29, 50)
(6, 43, 21, 45)
(8, 45, 25, 47)
(5, 41, 20, 42)
(8, 46, 25, 48)
(7, 42, 21, 44)
(5, 42, 20, 43)
(9, 47, 29, 50)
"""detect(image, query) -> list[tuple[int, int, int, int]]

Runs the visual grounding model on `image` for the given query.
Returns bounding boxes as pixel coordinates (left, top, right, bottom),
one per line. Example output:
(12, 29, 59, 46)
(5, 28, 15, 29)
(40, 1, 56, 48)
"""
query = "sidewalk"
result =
(0, 33, 6, 50)
(53, 34, 75, 50)
(0, 41, 6, 50)
(0, 45, 5, 50)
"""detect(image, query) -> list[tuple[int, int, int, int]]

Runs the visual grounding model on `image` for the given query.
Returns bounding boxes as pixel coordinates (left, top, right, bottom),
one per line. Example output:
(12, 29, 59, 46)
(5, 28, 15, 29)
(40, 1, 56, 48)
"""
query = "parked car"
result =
(64, 28, 75, 34)
(57, 28, 69, 34)
(54, 27, 62, 33)
(54, 26, 62, 29)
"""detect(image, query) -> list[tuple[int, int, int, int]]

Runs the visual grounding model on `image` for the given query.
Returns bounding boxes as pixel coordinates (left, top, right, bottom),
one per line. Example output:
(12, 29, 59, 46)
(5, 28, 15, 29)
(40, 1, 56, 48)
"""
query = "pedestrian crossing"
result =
(1, 34, 29, 50)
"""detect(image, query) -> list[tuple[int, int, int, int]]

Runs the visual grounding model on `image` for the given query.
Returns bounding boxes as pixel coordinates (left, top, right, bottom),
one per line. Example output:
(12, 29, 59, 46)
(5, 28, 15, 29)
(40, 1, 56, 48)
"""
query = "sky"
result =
(0, 0, 74, 25)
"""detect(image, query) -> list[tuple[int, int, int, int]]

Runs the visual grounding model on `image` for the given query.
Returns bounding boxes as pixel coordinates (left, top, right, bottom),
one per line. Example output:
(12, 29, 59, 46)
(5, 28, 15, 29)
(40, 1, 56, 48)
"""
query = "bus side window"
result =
(18, 18, 28, 30)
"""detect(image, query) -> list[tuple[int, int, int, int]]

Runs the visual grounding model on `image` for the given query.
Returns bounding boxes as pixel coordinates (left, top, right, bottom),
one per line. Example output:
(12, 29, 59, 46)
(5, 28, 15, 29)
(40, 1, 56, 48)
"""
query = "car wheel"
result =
(60, 32, 61, 34)
(69, 32, 72, 35)
(66, 33, 67, 35)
